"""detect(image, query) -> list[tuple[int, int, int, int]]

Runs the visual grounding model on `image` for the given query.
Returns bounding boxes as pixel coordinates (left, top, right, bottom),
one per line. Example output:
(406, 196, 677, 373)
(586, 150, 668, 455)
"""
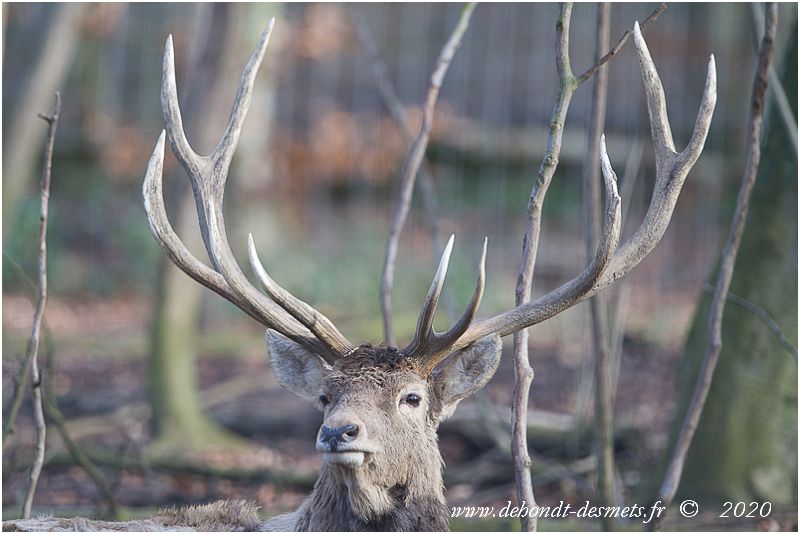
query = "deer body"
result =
(4, 13, 717, 532)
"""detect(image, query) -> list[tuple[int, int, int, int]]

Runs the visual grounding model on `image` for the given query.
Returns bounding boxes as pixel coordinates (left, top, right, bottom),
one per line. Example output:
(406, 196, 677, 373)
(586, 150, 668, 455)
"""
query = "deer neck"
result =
(292, 451, 449, 531)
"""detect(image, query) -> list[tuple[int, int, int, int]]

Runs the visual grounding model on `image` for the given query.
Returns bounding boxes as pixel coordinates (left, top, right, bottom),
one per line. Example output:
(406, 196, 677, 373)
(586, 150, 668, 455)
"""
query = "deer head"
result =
(267, 331, 501, 527)
(141, 16, 715, 531)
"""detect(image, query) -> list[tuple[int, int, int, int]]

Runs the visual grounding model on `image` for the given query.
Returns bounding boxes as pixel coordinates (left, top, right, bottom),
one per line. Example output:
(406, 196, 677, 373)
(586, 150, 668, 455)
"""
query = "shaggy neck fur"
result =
(288, 458, 449, 531)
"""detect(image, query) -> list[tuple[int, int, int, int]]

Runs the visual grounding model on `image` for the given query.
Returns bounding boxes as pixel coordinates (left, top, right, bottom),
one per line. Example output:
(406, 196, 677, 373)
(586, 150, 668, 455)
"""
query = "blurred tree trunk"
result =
(148, 4, 278, 454)
(3, 4, 86, 240)
(662, 25, 797, 506)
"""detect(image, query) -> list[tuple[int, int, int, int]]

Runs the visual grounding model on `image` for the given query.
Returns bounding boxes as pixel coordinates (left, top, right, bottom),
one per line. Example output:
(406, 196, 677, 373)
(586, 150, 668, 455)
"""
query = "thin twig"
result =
(608, 140, 644, 396)
(3, 353, 33, 444)
(569, 133, 642, 445)
(652, 4, 777, 529)
(576, 3, 667, 85)
(0, 255, 117, 514)
(702, 283, 797, 359)
(581, 4, 619, 530)
(40, 397, 119, 517)
(22, 91, 61, 519)
(512, 4, 577, 530)
(352, 11, 420, 140)
(2, 259, 43, 445)
(379, 3, 476, 345)
(2, 255, 55, 449)
(40, 336, 119, 517)
(511, 5, 670, 530)
(749, 2, 797, 154)
(352, 10, 456, 321)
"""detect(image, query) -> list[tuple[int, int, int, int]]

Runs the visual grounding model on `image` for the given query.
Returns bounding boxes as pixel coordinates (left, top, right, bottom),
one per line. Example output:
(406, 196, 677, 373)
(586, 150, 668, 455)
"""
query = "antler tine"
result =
(404, 236, 488, 374)
(597, 23, 716, 291)
(212, 19, 275, 175)
(434, 236, 487, 347)
(161, 21, 275, 259)
(449, 24, 715, 353)
(142, 130, 332, 358)
(679, 53, 717, 170)
(405, 234, 455, 356)
(248, 233, 356, 356)
(161, 35, 207, 180)
(630, 20, 677, 165)
(153, 18, 355, 361)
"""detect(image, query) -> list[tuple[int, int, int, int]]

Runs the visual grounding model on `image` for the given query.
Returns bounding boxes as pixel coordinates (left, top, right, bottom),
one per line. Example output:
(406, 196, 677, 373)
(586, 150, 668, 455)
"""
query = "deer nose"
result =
(319, 424, 359, 452)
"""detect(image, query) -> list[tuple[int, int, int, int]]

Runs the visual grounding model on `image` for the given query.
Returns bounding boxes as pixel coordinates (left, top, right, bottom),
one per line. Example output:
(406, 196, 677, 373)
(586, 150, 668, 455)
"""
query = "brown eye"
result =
(319, 395, 330, 406)
(402, 393, 421, 408)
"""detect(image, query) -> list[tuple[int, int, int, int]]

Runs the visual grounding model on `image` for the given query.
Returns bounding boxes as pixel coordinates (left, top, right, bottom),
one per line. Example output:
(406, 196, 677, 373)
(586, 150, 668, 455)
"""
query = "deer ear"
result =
(429, 334, 502, 422)
(266, 330, 331, 403)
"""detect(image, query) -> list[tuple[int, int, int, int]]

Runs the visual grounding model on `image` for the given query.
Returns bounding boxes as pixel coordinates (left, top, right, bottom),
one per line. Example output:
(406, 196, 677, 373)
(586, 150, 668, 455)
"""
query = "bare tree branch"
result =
(576, 3, 666, 85)
(701, 283, 798, 359)
(608, 141, 645, 396)
(36, 327, 119, 517)
(2, 257, 118, 516)
(652, 4, 778, 529)
(42, 370, 119, 517)
(750, 2, 797, 154)
(507, 6, 677, 531)
(379, 2, 476, 346)
(21, 92, 61, 519)
(581, 4, 619, 530)
(512, 4, 577, 529)
(352, 10, 457, 320)
(2, 254, 47, 446)
(571, 139, 644, 453)
(3, 347, 33, 445)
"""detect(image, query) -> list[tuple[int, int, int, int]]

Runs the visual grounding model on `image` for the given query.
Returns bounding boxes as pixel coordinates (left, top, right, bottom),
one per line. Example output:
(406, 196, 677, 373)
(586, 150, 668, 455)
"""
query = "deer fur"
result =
(3, 500, 261, 532)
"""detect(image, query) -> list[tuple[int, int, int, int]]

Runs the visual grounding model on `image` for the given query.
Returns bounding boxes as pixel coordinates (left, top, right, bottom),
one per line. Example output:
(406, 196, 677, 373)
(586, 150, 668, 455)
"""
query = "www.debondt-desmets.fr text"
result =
(451, 500, 668, 524)
(450, 500, 774, 524)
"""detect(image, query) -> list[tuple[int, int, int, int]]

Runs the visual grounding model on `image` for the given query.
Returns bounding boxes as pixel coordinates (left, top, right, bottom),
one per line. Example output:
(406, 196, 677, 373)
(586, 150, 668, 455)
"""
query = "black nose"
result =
(319, 424, 359, 452)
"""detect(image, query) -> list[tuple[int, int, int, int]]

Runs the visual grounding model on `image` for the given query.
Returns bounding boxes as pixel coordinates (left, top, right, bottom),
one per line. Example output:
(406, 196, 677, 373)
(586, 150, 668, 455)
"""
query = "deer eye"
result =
(319, 395, 330, 407)
(402, 393, 421, 408)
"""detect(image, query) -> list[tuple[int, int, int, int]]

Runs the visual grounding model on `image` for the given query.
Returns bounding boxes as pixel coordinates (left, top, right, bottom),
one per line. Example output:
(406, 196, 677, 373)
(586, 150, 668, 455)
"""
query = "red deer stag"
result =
(5, 14, 715, 533)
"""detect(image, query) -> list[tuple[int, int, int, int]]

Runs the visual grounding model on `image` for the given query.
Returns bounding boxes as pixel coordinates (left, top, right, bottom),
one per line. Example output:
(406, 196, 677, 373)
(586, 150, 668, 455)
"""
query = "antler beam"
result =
(449, 22, 716, 353)
(143, 19, 355, 362)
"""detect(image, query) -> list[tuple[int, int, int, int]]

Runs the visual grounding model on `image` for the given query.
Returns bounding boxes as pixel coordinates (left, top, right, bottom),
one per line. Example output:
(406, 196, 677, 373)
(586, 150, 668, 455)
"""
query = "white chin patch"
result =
(323, 451, 365, 468)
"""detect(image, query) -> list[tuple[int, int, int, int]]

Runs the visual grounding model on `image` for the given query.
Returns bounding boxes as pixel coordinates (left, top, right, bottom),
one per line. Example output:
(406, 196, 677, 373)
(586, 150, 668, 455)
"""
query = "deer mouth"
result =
(322, 451, 369, 468)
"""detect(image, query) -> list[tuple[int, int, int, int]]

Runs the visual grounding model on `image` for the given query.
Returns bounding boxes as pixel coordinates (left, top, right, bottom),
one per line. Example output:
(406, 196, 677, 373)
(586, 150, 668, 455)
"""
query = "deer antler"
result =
(448, 21, 717, 353)
(402, 235, 487, 375)
(143, 19, 355, 362)
(403, 128, 621, 374)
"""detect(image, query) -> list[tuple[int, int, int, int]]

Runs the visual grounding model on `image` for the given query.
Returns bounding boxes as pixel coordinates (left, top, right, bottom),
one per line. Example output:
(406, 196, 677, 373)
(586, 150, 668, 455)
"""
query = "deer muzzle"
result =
(316, 421, 373, 467)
